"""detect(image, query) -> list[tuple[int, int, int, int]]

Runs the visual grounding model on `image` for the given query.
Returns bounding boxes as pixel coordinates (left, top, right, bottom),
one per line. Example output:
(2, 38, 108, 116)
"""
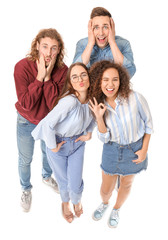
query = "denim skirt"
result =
(101, 138, 148, 176)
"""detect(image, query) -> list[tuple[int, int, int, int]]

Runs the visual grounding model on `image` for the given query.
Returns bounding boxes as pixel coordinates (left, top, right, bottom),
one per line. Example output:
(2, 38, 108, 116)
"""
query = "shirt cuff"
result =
(97, 128, 110, 143)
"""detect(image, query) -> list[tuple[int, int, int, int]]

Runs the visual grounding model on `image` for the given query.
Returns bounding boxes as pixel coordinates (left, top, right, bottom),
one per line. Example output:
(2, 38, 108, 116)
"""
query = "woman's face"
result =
(70, 65, 90, 93)
(101, 68, 120, 100)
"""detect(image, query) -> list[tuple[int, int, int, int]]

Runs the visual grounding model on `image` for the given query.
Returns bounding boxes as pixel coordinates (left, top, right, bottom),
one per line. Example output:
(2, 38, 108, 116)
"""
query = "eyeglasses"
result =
(71, 72, 88, 83)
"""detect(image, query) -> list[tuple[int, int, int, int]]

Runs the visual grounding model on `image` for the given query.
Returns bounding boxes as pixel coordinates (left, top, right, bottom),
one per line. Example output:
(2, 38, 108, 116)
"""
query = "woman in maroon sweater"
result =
(14, 28, 68, 212)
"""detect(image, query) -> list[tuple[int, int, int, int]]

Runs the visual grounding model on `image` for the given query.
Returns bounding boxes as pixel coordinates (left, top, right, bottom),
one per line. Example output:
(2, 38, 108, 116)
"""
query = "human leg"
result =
(40, 140, 52, 179)
(67, 141, 85, 217)
(113, 174, 135, 210)
(46, 146, 74, 222)
(46, 147, 70, 202)
(108, 174, 135, 228)
(17, 113, 35, 211)
(100, 171, 118, 204)
(40, 140, 58, 192)
(93, 171, 118, 221)
(17, 113, 35, 191)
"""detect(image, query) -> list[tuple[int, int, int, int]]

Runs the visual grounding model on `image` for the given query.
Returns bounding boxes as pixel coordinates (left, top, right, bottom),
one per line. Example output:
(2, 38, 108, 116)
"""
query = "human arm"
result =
(80, 20, 95, 65)
(51, 141, 66, 152)
(42, 65, 68, 110)
(73, 20, 95, 66)
(108, 18, 136, 78)
(36, 53, 57, 82)
(108, 18, 124, 65)
(132, 92, 153, 164)
(89, 98, 107, 133)
(75, 132, 92, 142)
(31, 95, 77, 149)
(14, 60, 44, 111)
(88, 98, 111, 143)
(132, 133, 151, 164)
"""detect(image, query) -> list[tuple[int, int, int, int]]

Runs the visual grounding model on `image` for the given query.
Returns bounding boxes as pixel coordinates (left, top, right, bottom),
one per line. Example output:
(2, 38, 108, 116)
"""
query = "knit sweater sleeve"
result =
(42, 65, 68, 110)
(14, 59, 44, 111)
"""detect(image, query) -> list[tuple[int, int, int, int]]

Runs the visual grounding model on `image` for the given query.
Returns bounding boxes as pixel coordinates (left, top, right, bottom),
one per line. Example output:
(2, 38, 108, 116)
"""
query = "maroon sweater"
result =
(14, 58, 68, 125)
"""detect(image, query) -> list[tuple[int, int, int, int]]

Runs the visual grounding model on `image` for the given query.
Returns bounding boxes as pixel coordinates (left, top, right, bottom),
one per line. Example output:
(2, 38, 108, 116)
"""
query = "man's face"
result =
(92, 16, 111, 49)
(36, 37, 60, 66)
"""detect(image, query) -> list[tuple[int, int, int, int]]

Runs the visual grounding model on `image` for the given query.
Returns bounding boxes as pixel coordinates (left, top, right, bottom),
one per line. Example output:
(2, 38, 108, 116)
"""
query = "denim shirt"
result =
(73, 36, 136, 78)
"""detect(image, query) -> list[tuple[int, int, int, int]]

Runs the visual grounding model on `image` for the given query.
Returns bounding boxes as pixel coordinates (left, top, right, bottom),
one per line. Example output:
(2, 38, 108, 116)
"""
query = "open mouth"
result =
(106, 88, 114, 93)
(97, 36, 106, 44)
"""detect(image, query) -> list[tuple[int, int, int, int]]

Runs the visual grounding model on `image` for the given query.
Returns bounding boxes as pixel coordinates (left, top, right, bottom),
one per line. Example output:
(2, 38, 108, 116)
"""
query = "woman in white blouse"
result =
(89, 60, 153, 228)
(32, 62, 94, 223)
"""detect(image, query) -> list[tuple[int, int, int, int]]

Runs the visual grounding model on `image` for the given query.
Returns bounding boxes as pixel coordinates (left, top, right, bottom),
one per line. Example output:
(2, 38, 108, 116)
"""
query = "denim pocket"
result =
(17, 114, 29, 125)
(128, 139, 143, 159)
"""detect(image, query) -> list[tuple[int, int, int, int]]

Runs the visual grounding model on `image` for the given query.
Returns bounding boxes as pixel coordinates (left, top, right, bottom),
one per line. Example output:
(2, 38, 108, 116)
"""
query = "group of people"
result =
(14, 7, 153, 228)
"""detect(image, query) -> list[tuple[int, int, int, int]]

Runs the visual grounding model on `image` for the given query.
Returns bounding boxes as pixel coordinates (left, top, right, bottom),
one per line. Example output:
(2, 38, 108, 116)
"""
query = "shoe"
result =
(92, 203, 109, 221)
(42, 177, 59, 193)
(20, 191, 32, 212)
(73, 203, 83, 218)
(108, 208, 120, 228)
(62, 203, 74, 223)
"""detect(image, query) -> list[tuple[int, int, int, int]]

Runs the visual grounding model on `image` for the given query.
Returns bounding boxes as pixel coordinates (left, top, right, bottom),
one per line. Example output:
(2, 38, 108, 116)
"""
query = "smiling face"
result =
(70, 65, 90, 94)
(92, 16, 110, 49)
(36, 37, 60, 66)
(101, 68, 120, 101)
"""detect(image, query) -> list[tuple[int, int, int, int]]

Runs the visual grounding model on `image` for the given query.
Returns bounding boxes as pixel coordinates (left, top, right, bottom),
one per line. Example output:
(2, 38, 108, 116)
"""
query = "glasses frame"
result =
(70, 72, 89, 83)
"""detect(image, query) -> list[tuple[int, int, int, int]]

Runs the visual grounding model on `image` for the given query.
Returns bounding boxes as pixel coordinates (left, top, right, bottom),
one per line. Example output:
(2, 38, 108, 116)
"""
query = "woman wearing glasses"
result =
(32, 62, 94, 223)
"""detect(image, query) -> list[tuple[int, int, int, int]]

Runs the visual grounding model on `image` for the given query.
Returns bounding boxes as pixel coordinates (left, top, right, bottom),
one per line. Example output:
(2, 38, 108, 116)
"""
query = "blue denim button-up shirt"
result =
(73, 36, 136, 78)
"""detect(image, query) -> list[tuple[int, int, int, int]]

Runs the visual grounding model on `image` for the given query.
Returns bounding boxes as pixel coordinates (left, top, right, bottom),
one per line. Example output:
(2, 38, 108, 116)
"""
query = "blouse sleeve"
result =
(97, 127, 111, 143)
(135, 92, 153, 134)
(31, 95, 77, 149)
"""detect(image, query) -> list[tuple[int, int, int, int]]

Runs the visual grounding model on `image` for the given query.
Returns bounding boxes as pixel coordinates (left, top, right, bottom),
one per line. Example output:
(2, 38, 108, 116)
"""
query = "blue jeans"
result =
(17, 113, 52, 191)
(46, 134, 85, 205)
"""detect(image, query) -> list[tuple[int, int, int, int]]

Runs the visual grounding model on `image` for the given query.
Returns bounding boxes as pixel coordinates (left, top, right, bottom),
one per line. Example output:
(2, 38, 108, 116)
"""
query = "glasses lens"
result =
(71, 76, 78, 82)
(81, 73, 88, 80)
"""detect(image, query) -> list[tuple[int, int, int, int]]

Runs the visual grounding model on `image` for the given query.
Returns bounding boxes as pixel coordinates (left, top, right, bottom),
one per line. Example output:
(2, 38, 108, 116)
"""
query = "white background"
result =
(1, 0, 168, 239)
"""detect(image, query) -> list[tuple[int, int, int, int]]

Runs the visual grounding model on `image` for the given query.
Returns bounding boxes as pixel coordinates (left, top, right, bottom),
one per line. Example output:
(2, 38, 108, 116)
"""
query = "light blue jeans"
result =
(46, 134, 85, 205)
(17, 113, 52, 191)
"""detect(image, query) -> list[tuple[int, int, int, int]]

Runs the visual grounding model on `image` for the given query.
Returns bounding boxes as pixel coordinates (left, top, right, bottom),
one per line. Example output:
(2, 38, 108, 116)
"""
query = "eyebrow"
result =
(71, 71, 87, 77)
(102, 77, 119, 80)
(93, 23, 109, 27)
(42, 43, 58, 47)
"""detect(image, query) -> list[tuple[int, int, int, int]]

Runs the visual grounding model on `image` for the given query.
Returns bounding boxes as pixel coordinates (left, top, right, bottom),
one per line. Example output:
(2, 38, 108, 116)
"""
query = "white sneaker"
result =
(92, 203, 109, 221)
(42, 177, 59, 193)
(20, 191, 32, 212)
(108, 208, 120, 228)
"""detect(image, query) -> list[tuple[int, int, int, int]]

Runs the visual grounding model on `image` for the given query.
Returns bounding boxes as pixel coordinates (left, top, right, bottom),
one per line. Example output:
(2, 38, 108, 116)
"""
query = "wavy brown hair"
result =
(27, 28, 65, 68)
(52, 62, 91, 109)
(90, 7, 111, 19)
(89, 60, 132, 104)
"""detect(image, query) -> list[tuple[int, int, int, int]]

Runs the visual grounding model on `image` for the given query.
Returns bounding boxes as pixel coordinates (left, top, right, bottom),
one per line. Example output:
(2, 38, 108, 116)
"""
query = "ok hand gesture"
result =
(89, 97, 107, 120)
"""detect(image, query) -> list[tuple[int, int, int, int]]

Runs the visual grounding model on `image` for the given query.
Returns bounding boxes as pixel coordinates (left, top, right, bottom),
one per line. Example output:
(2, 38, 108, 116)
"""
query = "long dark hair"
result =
(52, 62, 90, 109)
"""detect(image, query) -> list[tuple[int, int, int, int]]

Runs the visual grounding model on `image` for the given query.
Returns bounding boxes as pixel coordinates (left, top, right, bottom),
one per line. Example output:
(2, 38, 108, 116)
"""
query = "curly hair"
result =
(27, 28, 65, 68)
(52, 62, 91, 109)
(89, 60, 132, 104)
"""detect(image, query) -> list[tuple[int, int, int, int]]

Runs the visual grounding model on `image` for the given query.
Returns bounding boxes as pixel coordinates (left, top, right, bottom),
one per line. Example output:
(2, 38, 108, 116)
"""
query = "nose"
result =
(47, 48, 52, 56)
(78, 76, 83, 82)
(99, 27, 104, 35)
(108, 80, 114, 86)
